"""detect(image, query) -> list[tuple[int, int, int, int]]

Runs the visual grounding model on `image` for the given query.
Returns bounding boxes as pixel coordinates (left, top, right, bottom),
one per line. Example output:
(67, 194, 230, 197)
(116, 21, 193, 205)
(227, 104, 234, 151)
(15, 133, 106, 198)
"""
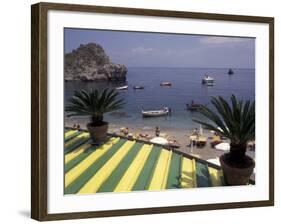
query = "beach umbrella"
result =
(150, 137, 168, 145)
(207, 158, 220, 166)
(215, 142, 230, 151)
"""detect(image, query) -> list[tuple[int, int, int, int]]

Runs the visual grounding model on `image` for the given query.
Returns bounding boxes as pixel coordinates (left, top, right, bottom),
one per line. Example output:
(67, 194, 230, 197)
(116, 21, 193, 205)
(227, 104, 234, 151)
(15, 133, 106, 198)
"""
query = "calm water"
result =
(65, 67, 255, 130)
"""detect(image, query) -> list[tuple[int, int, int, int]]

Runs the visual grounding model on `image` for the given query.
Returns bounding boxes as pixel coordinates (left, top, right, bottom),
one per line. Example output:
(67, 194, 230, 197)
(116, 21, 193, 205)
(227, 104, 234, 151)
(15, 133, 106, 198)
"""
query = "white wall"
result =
(0, 0, 280, 223)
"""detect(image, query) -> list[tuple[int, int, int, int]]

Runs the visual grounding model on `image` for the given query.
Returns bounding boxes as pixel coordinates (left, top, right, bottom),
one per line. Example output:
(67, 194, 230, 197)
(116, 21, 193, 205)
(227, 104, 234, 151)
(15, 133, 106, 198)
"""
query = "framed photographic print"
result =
(31, 2, 274, 221)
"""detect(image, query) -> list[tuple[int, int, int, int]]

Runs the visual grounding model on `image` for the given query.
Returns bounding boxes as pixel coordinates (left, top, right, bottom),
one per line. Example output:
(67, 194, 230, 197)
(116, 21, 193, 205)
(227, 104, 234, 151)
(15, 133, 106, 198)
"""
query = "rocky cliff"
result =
(64, 43, 127, 81)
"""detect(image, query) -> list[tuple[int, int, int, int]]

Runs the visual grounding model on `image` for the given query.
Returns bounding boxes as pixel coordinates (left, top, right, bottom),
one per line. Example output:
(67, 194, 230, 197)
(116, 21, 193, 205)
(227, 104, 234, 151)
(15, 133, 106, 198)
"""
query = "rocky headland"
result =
(64, 43, 127, 81)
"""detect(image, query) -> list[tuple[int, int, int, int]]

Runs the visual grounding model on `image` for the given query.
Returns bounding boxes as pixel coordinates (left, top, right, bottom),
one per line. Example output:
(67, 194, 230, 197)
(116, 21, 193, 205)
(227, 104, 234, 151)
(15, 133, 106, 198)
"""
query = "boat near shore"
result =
(202, 75, 215, 85)
(160, 82, 172, 86)
(133, 85, 144, 90)
(142, 107, 170, 117)
(186, 101, 202, 111)
(116, 85, 128, 90)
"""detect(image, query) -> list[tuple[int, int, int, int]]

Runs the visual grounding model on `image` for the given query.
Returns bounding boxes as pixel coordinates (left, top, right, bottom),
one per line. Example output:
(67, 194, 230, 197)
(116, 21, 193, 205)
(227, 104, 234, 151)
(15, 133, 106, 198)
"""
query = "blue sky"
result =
(64, 28, 255, 68)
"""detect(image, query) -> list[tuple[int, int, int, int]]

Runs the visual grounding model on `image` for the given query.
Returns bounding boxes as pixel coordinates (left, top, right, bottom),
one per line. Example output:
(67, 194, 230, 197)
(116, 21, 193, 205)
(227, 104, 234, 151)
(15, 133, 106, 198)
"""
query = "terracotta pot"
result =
(219, 154, 255, 185)
(87, 122, 108, 144)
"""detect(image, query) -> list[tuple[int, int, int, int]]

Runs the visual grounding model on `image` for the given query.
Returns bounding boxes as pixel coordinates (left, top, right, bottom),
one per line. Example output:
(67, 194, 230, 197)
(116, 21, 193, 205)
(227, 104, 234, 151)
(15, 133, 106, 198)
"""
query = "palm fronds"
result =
(193, 95, 255, 145)
(66, 88, 125, 125)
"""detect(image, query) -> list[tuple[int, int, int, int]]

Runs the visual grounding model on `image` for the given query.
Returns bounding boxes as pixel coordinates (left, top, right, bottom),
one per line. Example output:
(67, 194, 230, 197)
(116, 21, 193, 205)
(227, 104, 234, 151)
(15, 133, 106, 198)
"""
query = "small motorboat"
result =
(116, 85, 128, 90)
(202, 75, 215, 85)
(160, 82, 172, 86)
(133, 85, 144, 90)
(186, 101, 202, 111)
(228, 69, 234, 75)
(142, 107, 169, 117)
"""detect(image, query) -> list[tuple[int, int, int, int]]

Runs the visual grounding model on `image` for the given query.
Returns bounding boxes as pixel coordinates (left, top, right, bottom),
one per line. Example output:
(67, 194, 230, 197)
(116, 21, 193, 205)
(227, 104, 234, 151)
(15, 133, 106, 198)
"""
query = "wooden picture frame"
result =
(31, 2, 274, 221)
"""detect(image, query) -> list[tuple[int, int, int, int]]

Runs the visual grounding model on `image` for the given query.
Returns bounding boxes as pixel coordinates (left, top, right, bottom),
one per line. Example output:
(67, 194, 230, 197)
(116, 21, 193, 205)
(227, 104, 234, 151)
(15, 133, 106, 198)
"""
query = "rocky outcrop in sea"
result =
(64, 43, 127, 81)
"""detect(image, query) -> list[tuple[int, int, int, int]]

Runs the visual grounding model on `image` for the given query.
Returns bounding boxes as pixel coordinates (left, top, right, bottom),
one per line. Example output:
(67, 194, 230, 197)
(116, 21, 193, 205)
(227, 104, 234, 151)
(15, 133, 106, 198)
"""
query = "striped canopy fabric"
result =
(64, 129, 225, 195)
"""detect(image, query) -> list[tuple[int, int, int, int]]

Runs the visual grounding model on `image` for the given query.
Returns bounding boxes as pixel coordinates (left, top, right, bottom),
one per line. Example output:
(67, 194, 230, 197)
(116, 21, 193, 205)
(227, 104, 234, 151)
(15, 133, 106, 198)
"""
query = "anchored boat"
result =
(228, 69, 234, 75)
(116, 85, 128, 90)
(186, 101, 202, 111)
(160, 82, 172, 86)
(202, 75, 215, 85)
(142, 107, 170, 117)
(133, 85, 144, 90)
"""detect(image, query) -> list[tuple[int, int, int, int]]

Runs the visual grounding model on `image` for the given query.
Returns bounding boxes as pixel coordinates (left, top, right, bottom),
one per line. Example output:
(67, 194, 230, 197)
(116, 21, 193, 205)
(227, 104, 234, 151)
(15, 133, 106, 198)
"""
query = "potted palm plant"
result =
(66, 88, 125, 144)
(193, 95, 255, 185)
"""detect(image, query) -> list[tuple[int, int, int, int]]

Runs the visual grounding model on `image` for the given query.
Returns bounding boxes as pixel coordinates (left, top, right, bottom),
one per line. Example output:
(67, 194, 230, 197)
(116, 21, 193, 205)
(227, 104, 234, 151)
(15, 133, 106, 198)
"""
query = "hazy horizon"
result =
(125, 66, 255, 69)
(64, 28, 255, 69)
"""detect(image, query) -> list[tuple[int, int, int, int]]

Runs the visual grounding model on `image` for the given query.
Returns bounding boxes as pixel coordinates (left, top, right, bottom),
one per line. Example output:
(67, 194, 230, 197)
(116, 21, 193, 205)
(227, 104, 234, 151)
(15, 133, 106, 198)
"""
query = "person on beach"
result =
(155, 126, 160, 137)
(127, 133, 133, 140)
(168, 139, 181, 148)
(139, 133, 149, 138)
(123, 127, 129, 136)
(192, 128, 199, 136)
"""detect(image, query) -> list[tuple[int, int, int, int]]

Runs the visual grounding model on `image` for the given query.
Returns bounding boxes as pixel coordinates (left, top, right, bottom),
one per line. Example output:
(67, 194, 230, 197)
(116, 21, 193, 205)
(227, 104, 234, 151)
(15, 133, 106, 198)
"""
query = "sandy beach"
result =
(65, 119, 255, 163)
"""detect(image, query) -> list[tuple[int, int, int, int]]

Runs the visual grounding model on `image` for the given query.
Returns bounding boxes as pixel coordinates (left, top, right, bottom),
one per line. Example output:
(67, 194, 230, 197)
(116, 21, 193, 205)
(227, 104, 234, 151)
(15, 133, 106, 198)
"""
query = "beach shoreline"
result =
(65, 119, 255, 163)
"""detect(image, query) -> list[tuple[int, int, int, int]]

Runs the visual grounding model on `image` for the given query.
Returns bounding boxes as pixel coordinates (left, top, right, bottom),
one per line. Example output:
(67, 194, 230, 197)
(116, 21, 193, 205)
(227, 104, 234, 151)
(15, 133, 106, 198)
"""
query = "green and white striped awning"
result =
(64, 129, 225, 195)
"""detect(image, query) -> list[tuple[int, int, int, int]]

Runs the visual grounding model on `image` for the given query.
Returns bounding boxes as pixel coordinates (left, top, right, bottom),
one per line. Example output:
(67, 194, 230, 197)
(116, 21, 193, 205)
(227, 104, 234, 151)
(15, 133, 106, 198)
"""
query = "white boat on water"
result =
(133, 85, 144, 90)
(116, 85, 128, 90)
(202, 75, 215, 85)
(160, 82, 172, 86)
(142, 107, 169, 117)
(206, 82, 214, 86)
